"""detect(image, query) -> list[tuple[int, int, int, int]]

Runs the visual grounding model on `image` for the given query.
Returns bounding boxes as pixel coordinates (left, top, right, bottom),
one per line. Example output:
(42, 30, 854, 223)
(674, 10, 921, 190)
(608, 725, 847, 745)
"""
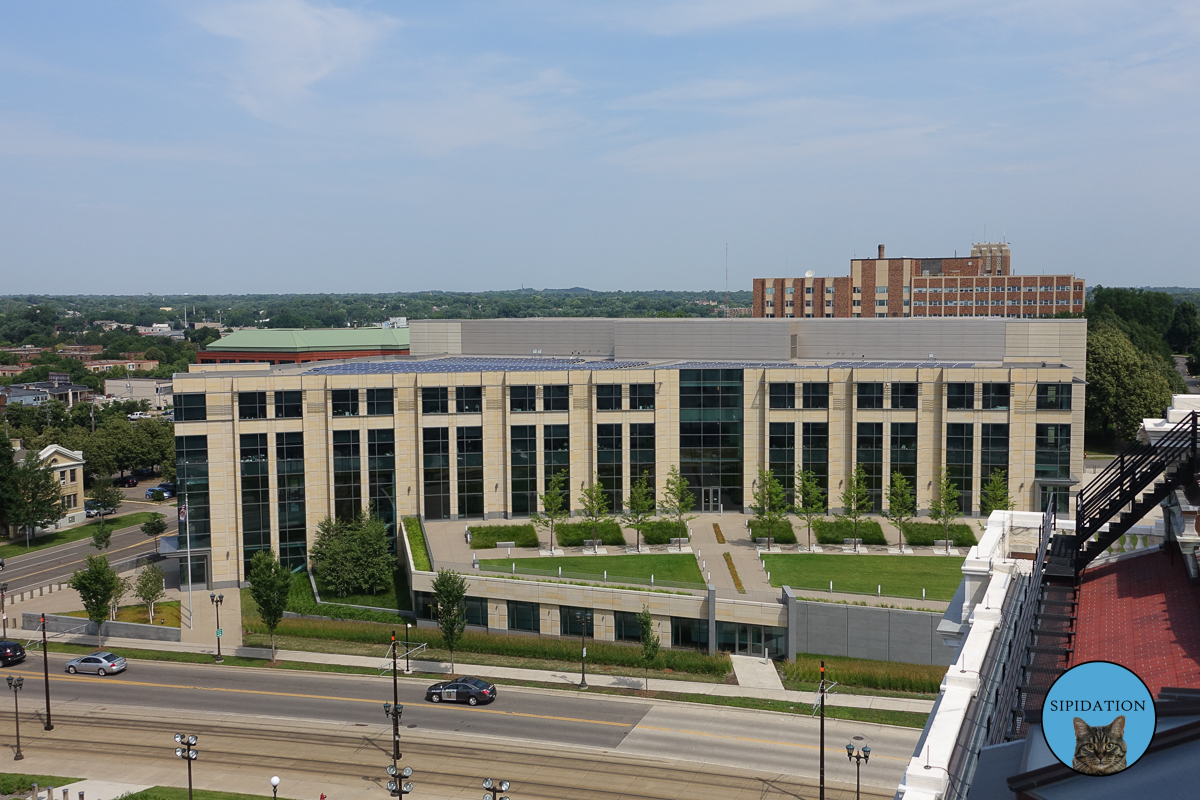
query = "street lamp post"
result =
(209, 593, 224, 663)
(387, 629, 401, 762)
(6, 676, 23, 760)
(845, 743, 871, 800)
(173, 732, 198, 800)
(270, 776, 279, 800)
(385, 763, 414, 797)
(2, 582, 9, 640)
(482, 777, 512, 800)
(40, 614, 53, 731)
(573, 610, 592, 689)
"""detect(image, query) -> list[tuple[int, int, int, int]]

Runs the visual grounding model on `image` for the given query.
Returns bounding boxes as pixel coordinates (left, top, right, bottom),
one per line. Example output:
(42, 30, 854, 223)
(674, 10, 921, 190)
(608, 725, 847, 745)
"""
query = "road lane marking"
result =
(7, 540, 159, 585)
(636, 725, 909, 762)
(12, 669, 632, 728)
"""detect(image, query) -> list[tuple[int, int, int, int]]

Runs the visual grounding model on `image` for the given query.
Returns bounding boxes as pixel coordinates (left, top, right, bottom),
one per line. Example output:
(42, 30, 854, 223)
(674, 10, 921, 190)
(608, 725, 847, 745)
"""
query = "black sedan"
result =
(112, 475, 139, 487)
(0, 641, 26, 667)
(425, 677, 497, 706)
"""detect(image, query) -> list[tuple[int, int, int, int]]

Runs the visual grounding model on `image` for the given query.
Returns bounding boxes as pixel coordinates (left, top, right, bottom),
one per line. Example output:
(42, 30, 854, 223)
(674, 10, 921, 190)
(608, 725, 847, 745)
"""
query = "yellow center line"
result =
(637, 725, 909, 761)
(12, 669, 631, 728)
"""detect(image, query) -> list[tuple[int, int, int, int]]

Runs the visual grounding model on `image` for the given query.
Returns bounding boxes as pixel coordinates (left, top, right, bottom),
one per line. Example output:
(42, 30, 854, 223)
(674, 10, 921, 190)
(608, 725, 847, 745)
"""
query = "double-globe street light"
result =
(209, 593, 224, 663)
(845, 743, 871, 800)
(6, 676, 23, 761)
(573, 610, 592, 689)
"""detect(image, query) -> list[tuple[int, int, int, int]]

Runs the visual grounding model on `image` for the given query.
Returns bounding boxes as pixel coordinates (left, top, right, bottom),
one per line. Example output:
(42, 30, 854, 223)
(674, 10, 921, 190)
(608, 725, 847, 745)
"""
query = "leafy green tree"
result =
(0, 437, 21, 538)
(1167, 301, 1200, 354)
(978, 469, 1014, 534)
(621, 471, 655, 552)
(68, 554, 119, 647)
(248, 549, 292, 661)
(110, 574, 133, 620)
(793, 468, 827, 552)
(929, 469, 962, 555)
(432, 568, 469, 671)
(658, 465, 697, 550)
(578, 474, 611, 554)
(532, 469, 569, 553)
(135, 563, 166, 620)
(750, 467, 788, 543)
(87, 479, 124, 550)
(883, 471, 916, 548)
(1086, 321, 1173, 440)
(835, 465, 872, 553)
(637, 604, 660, 691)
(310, 513, 394, 597)
(140, 512, 168, 549)
(10, 451, 65, 547)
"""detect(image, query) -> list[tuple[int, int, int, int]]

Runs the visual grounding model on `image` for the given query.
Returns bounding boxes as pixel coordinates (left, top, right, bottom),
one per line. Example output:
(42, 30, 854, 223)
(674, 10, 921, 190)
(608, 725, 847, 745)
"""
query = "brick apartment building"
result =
(752, 243, 1085, 319)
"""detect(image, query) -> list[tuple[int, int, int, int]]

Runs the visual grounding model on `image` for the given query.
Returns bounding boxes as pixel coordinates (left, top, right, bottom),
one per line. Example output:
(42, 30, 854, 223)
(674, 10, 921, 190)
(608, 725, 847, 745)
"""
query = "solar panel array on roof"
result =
(306, 357, 651, 375)
(825, 360, 981, 369)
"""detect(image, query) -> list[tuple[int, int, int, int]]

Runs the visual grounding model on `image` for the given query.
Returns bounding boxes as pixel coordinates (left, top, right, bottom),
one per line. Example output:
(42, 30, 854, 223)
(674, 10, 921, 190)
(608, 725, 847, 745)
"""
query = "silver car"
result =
(64, 652, 127, 676)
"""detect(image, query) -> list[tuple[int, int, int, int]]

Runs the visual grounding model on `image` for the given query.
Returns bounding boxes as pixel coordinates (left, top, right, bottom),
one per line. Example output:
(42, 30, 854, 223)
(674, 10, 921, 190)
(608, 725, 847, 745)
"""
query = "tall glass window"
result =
(769, 383, 796, 410)
(507, 600, 539, 632)
(1035, 424, 1071, 479)
(769, 422, 795, 504)
(331, 389, 359, 417)
(422, 387, 448, 415)
(857, 383, 884, 409)
(274, 390, 302, 419)
(176, 394, 206, 421)
(457, 427, 484, 519)
(543, 424, 569, 499)
(1036, 384, 1072, 410)
(981, 423, 1009, 484)
(276, 431, 306, 571)
(510, 425, 537, 515)
(946, 423, 974, 513)
(333, 430, 362, 521)
(543, 385, 568, 411)
(456, 386, 482, 413)
(890, 422, 917, 506)
(559, 606, 595, 637)
(510, 386, 536, 412)
(597, 423, 623, 512)
(367, 388, 394, 416)
(891, 383, 918, 409)
(803, 383, 829, 409)
(423, 428, 450, 520)
(679, 369, 744, 511)
(802, 422, 829, 503)
(856, 422, 884, 512)
(630, 384, 655, 410)
(630, 423, 655, 496)
(946, 383, 975, 410)
(240, 433, 270, 575)
(981, 383, 1010, 410)
(596, 385, 622, 411)
(238, 392, 267, 420)
(368, 430, 396, 546)
(175, 435, 210, 551)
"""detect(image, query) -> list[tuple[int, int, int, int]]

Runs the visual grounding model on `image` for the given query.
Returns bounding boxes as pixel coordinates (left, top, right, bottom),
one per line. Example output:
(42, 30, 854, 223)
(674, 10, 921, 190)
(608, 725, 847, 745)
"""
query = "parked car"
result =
(127, 412, 153, 421)
(425, 677, 496, 705)
(133, 467, 156, 478)
(84, 500, 118, 518)
(112, 475, 138, 487)
(64, 652, 127, 676)
(146, 482, 176, 500)
(160, 411, 174, 422)
(0, 642, 26, 667)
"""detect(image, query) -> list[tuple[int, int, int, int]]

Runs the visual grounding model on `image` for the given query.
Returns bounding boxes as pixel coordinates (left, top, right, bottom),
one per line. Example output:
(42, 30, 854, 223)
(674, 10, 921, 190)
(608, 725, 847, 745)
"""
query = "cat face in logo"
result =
(1072, 715, 1128, 776)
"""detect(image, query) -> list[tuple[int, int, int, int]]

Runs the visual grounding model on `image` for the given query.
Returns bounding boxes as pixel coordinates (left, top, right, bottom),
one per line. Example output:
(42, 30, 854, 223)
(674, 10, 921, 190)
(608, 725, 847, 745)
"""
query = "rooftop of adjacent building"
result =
(202, 326, 411, 353)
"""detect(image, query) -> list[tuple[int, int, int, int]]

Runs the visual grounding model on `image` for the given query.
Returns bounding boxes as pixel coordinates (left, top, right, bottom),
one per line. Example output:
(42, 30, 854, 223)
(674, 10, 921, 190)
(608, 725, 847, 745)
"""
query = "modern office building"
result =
(197, 327, 410, 365)
(171, 317, 1084, 588)
(753, 243, 1086, 319)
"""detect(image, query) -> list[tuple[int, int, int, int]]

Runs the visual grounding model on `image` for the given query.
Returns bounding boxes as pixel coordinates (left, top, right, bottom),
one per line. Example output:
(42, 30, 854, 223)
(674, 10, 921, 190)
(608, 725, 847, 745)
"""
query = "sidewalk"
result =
(45, 631, 935, 714)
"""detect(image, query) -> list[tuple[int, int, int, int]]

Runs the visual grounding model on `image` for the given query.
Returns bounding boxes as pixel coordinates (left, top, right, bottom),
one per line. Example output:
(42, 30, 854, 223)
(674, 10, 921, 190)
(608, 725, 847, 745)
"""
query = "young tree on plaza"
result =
(532, 469, 569, 553)
(140, 512, 168, 550)
(883, 471, 916, 549)
(69, 554, 119, 647)
(929, 469, 962, 555)
(750, 467, 789, 544)
(621, 471, 655, 552)
(835, 464, 872, 554)
(658, 465, 697, 551)
(248, 549, 292, 662)
(637, 604, 660, 692)
(432, 568, 469, 671)
(979, 469, 1014, 518)
(110, 575, 133, 620)
(793, 469, 827, 552)
(578, 474, 611, 555)
(135, 563, 167, 621)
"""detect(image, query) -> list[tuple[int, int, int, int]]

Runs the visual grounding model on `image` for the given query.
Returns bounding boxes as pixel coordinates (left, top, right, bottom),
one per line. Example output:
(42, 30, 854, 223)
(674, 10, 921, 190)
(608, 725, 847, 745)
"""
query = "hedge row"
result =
(812, 519, 888, 545)
(556, 521, 626, 547)
(747, 519, 797, 544)
(900, 522, 978, 547)
(641, 520, 688, 545)
(468, 524, 540, 549)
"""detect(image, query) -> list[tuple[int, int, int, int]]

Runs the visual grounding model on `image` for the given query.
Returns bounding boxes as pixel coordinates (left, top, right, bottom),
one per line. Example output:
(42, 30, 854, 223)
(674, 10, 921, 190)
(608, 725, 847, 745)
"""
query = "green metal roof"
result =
(203, 328, 410, 353)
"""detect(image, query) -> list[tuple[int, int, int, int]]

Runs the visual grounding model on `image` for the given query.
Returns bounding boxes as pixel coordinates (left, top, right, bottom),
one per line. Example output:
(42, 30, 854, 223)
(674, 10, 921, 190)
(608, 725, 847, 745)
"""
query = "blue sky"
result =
(2, 1, 1197, 294)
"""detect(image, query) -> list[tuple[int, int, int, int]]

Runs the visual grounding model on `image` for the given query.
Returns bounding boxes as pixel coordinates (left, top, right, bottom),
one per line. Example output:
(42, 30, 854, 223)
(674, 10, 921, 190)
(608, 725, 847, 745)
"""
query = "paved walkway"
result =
(730, 654, 786, 690)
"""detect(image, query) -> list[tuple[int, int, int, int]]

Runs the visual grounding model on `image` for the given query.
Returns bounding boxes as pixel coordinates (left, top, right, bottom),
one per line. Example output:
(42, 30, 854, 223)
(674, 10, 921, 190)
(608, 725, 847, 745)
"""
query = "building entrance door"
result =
(702, 488, 721, 513)
(736, 625, 763, 656)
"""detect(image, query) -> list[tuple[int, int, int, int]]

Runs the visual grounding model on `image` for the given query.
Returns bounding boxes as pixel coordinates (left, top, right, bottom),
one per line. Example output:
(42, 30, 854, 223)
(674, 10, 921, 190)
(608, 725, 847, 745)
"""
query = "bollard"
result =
(507, 547, 511, 557)
(878, 585, 881, 597)
(707, 571, 711, 581)
(79, 792, 84, 800)
(47, 787, 53, 800)
(767, 571, 770, 582)
(558, 566, 562, 577)
(651, 574, 655, 586)
(604, 570, 607, 582)
(830, 580, 833, 593)
(702, 560, 705, 569)
(923, 587, 926, 599)
(62, 790, 67, 800)
(33, 784, 38, 800)
(512, 562, 516, 574)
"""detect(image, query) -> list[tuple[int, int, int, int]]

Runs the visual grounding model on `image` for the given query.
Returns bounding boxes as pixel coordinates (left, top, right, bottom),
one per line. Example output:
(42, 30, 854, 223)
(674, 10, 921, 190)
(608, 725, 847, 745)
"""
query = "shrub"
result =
(151, 490, 164, 501)
(403, 518, 432, 571)
(782, 653, 945, 694)
(468, 524, 540, 549)
(274, 573, 410, 625)
(813, 519, 887, 545)
(556, 521, 626, 547)
(901, 522, 978, 547)
(723, 552, 745, 593)
(747, 519, 797, 544)
(642, 520, 686, 545)
(713, 523, 726, 544)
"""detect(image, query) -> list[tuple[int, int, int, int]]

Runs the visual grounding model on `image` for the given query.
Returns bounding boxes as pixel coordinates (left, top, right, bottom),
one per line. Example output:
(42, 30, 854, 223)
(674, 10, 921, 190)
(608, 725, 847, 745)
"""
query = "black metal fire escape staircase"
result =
(1050, 410, 1200, 580)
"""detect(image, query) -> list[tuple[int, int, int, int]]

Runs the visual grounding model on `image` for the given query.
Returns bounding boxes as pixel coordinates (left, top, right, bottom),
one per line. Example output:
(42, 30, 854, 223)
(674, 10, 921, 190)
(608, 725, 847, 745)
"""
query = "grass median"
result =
(762, 553, 964, 600)
(0, 511, 161, 560)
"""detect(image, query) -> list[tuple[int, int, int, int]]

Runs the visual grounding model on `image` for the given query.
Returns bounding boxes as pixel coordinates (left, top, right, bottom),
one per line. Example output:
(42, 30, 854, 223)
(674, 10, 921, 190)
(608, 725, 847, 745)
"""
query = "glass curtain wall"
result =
(333, 430, 362, 521)
(679, 369, 744, 511)
(981, 423, 1010, 484)
(946, 423, 974, 513)
(890, 422, 917, 506)
(423, 428, 451, 520)
(276, 432, 307, 571)
(457, 426, 484, 518)
(629, 423, 655, 496)
(769, 422, 795, 504)
(801, 422, 829, 503)
(240, 433, 271, 575)
(856, 422, 884, 511)
(543, 424, 569, 501)
(368, 430, 396, 547)
(1035, 424, 1071, 479)
(176, 435, 210, 549)
(511, 425, 537, 515)
(597, 423, 623, 512)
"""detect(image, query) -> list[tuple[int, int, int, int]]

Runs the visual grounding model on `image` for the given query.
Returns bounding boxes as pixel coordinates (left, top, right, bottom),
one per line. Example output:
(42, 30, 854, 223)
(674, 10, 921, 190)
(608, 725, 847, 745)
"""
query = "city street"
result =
(4, 653, 918, 797)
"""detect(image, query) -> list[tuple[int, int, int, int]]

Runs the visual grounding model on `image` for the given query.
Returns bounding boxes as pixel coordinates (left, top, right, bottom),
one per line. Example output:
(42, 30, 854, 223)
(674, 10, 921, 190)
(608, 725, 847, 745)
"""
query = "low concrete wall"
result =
(23, 611, 181, 642)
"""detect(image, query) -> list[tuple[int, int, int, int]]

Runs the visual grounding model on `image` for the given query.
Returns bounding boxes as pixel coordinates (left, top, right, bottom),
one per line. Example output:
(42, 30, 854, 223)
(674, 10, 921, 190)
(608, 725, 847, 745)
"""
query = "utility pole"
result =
(41, 614, 53, 731)
(819, 660, 826, 800)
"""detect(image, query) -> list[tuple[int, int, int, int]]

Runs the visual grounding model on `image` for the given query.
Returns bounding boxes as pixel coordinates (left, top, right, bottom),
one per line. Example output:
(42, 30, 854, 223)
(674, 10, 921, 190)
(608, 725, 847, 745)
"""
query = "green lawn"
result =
(126, 788, 270, 800)
(0, 774, 81, 795)
(0, 511, 161, 559)
(64, 600, 181, 627)
(762, 553, 964, 600)
(315, 569, 412, 612)
(402, 517, 432, 571)
(480, 553, 704, 585)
